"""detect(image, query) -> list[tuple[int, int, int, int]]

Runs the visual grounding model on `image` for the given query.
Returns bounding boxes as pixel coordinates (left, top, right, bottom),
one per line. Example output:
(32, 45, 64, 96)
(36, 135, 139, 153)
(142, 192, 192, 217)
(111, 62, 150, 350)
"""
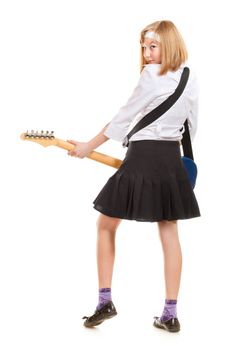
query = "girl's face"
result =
(142, 38, 161, 64)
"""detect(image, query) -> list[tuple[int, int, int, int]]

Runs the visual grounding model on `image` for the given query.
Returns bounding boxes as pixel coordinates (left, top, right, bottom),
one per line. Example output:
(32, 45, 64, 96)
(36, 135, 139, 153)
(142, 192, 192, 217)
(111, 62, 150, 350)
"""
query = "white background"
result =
(0, 0, 228, 349)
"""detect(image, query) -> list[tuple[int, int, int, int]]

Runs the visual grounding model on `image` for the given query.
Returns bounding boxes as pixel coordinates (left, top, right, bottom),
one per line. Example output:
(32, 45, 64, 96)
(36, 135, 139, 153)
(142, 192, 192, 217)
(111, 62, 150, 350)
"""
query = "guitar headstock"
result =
(20, 130, 58, 147)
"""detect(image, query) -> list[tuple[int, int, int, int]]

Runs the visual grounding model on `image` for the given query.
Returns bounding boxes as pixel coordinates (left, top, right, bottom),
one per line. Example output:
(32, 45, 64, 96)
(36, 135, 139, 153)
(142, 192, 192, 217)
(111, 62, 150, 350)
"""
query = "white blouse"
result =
(104, 63, 198, 144)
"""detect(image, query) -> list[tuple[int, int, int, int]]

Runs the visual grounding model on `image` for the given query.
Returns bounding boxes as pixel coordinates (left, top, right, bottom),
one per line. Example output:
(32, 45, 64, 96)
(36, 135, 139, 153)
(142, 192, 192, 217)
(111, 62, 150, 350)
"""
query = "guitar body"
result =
(181, 156, 197, 189)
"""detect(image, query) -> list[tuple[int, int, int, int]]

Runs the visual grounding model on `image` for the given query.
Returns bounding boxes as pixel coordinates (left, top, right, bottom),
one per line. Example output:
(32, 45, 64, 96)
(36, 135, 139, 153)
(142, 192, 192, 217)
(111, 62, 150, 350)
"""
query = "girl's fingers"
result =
(67, 139, 77, 145)
(68, 149, 79, 157)
(67, 140, 78, 156)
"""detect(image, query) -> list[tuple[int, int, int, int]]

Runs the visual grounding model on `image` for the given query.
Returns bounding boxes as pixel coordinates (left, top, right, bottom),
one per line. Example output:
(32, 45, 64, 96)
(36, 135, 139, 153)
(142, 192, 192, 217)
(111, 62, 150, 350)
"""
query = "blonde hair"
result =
(140, 20, 188, 75)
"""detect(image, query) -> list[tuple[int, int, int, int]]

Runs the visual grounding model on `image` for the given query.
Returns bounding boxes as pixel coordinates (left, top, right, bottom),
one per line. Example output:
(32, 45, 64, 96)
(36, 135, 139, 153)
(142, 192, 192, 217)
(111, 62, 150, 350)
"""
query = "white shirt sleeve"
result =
(104, 65, 158, 142)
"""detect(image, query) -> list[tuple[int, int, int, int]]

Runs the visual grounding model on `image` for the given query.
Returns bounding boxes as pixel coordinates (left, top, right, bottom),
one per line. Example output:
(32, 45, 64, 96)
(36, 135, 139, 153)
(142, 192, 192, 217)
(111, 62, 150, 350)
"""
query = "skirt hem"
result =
(93, 205, 201, 223)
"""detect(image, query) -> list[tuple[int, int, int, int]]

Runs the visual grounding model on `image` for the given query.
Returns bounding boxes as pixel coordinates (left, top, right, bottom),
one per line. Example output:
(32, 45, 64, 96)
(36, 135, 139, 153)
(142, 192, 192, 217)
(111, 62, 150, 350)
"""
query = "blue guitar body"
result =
(182, 156, 197, 189)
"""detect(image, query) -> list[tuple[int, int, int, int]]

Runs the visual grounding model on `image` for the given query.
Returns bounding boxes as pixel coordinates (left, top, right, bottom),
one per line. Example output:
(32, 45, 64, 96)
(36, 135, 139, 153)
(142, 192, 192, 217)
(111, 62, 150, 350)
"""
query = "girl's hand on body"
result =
(67, 140, 93, 159)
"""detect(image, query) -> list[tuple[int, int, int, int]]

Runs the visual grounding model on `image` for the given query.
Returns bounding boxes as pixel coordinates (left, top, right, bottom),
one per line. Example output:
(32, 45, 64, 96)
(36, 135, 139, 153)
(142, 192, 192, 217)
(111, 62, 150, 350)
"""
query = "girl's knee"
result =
(157, 220, 178, 240)
(96, 213, 121, 232)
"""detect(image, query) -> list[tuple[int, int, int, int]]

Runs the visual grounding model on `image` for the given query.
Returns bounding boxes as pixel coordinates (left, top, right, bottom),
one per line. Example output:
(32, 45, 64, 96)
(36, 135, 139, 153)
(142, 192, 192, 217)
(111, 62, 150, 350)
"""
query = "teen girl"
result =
(67, 20, 200, 332)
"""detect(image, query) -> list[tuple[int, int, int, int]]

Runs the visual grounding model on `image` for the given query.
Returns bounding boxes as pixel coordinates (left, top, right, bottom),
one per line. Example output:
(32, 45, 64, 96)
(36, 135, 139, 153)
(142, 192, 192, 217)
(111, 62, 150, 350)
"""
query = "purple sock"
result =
(96, 288, 112, 310)
(160, 299, 177, 322)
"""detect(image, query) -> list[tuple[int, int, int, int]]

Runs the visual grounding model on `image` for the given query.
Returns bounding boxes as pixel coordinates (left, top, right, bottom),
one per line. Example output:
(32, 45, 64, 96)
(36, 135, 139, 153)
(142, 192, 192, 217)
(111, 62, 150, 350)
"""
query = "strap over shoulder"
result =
(122, 67, 190, 148)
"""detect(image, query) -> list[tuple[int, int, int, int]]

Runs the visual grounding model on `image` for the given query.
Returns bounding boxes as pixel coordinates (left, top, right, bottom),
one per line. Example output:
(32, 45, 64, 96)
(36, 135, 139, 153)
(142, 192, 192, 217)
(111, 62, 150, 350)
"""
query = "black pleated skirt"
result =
(93, 140, 201, 222)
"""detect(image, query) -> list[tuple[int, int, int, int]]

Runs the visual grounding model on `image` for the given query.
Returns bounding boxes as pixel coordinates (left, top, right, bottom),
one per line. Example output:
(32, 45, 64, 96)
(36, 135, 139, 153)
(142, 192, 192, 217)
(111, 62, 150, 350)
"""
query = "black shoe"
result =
(82, 301, 117, 327)
(153, 317, 180, 332)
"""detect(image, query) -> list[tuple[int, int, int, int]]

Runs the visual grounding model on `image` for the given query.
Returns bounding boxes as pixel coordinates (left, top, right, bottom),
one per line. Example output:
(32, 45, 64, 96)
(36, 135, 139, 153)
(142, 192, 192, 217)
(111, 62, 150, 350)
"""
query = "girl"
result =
(68, 20, 200, 332)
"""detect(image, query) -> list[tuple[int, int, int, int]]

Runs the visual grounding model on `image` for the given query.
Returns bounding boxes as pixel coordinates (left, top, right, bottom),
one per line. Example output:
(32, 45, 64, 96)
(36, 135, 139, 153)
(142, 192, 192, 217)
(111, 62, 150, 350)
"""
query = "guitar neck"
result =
(56, 139, 123, 169)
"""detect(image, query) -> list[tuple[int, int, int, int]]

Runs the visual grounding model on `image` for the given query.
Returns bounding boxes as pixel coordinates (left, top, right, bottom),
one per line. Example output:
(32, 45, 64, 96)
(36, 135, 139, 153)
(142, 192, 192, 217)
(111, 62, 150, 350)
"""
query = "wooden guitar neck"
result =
(21, 131, 123, 169)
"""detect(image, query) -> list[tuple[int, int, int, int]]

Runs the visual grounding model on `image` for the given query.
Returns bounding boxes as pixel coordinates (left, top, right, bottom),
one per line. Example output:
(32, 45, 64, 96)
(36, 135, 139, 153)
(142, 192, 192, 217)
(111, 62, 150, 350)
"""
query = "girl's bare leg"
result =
(96, 213, 122, 288)
(157, 220, 182, 299)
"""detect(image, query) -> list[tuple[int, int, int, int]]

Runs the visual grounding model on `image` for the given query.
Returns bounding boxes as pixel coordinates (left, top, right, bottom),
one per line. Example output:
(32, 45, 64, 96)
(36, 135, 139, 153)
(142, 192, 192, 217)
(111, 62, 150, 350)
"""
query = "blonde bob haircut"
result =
(140, 20, 188, 75)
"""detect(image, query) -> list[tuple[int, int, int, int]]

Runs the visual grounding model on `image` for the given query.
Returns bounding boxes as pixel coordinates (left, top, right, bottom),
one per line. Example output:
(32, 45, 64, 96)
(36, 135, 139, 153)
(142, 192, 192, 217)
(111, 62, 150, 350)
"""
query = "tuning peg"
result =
(24, 129, 55, 139)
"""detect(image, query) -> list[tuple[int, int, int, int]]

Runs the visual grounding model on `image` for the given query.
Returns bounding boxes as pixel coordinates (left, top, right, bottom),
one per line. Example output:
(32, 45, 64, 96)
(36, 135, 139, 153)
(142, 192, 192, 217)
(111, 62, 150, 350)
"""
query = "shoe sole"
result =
(84, 311, 117, 327)
(153, 321, 180, 333)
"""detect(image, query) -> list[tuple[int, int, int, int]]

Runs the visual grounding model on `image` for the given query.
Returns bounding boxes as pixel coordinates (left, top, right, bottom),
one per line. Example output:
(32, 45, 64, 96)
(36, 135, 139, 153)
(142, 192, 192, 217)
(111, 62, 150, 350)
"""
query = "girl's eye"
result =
(142, 45, 157, 49)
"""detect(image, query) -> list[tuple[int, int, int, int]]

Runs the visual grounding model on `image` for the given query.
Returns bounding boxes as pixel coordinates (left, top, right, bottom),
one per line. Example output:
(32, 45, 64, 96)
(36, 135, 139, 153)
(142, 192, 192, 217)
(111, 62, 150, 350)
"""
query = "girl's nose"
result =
(144, 48, 151, 58)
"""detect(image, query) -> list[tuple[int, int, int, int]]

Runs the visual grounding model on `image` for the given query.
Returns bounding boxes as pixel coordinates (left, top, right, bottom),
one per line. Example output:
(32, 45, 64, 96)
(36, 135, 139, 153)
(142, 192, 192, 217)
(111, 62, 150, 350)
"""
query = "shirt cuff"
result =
(103, 123, 127, 142)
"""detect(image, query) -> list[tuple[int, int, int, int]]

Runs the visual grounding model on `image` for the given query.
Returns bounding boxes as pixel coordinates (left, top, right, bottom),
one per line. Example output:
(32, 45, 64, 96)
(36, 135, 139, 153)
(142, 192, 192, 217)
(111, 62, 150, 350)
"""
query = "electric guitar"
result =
(20, 130, 123, 169)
